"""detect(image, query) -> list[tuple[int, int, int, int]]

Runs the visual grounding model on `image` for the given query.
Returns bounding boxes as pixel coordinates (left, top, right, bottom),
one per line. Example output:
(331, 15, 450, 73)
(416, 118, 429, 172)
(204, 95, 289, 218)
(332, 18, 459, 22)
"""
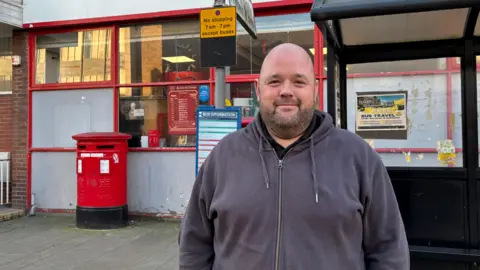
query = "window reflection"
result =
(35, 29, 112, 84)
(119, 20, 209, 84)
(231, 13, 314, 75)
(0, 36, 12, 93)
(0, 56, 12, 93)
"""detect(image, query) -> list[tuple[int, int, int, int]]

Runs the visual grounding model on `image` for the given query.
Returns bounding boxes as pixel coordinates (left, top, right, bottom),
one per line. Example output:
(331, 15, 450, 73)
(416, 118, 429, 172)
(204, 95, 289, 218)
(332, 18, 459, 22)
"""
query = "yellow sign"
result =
(200, 6, 237, 39)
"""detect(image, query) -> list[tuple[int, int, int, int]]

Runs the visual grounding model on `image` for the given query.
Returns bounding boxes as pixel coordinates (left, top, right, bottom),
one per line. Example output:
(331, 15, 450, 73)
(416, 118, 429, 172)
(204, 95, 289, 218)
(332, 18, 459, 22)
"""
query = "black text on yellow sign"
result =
(200, 6, 237, 39)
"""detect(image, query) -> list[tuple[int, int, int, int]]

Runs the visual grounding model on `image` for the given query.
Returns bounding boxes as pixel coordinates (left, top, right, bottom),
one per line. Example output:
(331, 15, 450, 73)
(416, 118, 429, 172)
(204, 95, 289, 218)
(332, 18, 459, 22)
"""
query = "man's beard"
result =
(260, 97, 314, 140)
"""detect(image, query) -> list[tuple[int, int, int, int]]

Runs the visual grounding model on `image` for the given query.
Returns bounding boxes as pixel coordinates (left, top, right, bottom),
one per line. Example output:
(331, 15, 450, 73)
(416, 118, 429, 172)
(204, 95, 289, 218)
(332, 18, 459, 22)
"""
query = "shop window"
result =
(226, 82, 257, 117)
(0, 36, 12, 93)
(343, 58, 462, 167)
(452, 56, 480, 70)
(119, 20, 209, 84)
(322, 41, 447, 75)
(119, 85, 209, 148)
(35, 29, 112, 84)
(230, 13, 314, 75)
(32, 89, 114, 148)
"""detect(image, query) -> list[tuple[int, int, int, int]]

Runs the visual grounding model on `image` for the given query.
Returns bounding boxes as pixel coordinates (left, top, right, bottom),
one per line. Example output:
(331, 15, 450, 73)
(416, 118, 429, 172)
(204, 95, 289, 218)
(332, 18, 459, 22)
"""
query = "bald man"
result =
(178, 43, 409, 270)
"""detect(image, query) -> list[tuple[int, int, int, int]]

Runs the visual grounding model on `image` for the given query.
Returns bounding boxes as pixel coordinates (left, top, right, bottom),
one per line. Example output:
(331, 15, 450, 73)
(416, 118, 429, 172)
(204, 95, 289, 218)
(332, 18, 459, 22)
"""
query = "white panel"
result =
(127, 152, 195, 215)
(341, 9, 468, 45)
(0, 0, 22, 27)
(31, 152, 77, 210)
(32, 89, 114, 148)
(23, 0, 276, 24)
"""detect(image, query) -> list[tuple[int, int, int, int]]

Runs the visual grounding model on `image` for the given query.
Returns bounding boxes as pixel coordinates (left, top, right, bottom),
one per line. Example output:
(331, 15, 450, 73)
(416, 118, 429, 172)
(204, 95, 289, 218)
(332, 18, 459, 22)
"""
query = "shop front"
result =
(21, 0, 480, 218)
(23, 0, 318, 217)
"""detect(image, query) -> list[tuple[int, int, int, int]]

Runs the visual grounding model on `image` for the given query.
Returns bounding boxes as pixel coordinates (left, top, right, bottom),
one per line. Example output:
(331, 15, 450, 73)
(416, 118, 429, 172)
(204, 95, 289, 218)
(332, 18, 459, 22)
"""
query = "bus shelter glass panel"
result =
(346, 58, 462, 167)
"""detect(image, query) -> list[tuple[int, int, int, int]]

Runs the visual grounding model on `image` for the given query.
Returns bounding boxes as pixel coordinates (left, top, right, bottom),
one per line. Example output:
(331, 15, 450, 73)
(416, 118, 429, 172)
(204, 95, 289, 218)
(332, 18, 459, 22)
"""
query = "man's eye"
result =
(268, 80, 280, 85)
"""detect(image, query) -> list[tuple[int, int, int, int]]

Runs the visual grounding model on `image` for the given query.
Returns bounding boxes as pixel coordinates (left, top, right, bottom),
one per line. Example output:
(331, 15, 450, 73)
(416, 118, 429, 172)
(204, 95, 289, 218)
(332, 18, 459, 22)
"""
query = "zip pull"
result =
(278, 160, 284, 169)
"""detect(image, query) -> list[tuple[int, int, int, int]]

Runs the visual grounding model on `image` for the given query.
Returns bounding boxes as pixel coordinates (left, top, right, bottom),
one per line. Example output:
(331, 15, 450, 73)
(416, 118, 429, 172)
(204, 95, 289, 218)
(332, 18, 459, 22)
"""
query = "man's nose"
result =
(279, 82, 294, 97)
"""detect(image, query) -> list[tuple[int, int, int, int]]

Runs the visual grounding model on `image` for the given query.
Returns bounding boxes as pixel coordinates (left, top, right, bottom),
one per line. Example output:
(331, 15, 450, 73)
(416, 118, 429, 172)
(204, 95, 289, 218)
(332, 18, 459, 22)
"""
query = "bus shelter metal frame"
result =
(311, 0, 480, 267)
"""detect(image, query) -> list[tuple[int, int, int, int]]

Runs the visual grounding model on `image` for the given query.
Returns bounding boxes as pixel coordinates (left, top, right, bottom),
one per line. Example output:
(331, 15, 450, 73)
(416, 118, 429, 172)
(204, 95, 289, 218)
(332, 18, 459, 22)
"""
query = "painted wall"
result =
(31, 152, 196, 215)
(23, 0, 278, 24)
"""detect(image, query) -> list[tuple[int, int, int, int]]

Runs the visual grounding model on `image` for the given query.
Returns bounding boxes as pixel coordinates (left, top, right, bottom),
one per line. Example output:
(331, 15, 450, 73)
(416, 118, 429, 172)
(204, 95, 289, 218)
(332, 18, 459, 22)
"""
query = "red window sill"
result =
(30, 147, 196, 152)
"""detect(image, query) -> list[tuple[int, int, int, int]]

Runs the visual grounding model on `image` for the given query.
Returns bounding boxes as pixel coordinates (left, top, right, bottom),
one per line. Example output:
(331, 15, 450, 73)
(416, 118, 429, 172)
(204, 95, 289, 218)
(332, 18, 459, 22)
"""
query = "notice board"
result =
(195, 106, 242, 175)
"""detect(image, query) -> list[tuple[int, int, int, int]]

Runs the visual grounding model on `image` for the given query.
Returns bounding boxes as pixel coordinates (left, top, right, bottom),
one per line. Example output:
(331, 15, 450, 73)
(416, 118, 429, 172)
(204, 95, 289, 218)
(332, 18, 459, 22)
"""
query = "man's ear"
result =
(254, 78, 260, 102)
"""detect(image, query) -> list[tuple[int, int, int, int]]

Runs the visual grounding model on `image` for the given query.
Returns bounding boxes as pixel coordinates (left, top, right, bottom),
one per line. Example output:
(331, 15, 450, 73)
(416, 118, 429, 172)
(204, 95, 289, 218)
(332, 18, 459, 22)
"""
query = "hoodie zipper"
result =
(274, 158, 284, 270)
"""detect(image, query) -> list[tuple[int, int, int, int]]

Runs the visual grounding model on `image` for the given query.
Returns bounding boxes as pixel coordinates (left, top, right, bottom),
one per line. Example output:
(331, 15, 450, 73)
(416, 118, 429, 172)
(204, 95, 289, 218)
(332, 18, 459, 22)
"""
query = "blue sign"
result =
(199, 85, 210, 103)
(195, 106, 242, 176)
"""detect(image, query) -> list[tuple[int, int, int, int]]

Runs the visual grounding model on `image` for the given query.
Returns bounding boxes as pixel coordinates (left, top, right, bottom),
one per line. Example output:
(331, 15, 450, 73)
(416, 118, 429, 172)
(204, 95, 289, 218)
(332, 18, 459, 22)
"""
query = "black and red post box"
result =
(72, 132, 132, 229)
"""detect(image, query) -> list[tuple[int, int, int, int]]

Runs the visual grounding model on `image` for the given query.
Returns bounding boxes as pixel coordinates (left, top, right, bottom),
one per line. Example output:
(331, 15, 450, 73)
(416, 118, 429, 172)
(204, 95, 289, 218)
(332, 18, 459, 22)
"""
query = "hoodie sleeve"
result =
(178, 162, 215, 270)
(363, 155, 410, 270)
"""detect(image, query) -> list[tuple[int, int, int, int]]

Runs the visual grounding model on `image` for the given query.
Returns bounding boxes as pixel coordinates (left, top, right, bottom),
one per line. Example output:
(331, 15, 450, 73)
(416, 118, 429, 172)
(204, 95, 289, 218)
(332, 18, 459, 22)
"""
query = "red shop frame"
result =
(25, 0, 318, 207)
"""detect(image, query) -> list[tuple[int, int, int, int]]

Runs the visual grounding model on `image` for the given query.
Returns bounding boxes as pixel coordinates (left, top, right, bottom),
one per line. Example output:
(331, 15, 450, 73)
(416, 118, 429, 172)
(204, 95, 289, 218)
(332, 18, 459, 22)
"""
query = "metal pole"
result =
(215, 67, 226, 109)
(213, 0, 227, 109)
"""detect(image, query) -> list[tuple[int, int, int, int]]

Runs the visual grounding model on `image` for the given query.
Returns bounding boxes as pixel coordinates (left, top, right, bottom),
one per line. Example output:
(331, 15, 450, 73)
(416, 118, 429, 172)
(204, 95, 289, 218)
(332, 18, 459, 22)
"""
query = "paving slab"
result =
(0, 214, 180, 270)
(0, 208, 24, 222)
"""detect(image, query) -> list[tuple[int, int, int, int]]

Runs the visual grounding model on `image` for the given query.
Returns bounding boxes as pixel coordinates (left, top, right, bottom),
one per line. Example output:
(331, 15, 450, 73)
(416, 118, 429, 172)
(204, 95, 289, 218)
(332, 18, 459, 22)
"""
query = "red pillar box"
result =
(72, 132, 132, 229)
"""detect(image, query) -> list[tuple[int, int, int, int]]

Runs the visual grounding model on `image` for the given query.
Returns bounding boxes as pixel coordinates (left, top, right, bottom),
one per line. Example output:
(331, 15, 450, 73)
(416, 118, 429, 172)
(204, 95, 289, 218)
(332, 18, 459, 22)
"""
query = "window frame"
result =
(27, 1, 320, 153)
(29, 26, 116, 91)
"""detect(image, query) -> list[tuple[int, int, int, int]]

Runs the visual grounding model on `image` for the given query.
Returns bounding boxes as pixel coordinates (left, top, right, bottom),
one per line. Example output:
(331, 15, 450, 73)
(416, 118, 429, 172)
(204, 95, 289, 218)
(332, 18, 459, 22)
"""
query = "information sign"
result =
(200, 6, 237, 38)
(195, 106, 242, 175)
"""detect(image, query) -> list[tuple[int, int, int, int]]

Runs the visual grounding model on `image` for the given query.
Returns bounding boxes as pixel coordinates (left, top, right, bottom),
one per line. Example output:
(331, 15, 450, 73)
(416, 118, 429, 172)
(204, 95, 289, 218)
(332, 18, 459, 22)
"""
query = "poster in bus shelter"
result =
(355, 90, 408, 140)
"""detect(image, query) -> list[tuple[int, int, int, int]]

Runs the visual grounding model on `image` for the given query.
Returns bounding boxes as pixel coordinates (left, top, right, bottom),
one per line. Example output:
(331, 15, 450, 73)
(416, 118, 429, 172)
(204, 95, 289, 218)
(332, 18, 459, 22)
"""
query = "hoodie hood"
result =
(241, 110, 335, 203)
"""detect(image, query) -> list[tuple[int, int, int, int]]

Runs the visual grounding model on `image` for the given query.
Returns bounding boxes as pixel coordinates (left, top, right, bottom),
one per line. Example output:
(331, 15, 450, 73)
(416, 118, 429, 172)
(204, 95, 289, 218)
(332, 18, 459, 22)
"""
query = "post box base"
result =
(76, 205, 128, 230)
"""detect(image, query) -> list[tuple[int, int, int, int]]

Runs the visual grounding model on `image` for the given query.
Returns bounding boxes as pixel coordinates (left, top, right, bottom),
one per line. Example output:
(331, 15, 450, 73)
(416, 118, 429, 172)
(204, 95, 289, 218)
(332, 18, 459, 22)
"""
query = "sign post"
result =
(195, 0, 256, 174)
(200, 0, 256, 109)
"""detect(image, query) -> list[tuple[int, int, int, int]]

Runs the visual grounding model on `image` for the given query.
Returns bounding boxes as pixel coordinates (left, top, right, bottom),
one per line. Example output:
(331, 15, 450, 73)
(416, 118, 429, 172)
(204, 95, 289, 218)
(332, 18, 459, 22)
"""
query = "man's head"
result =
(256, 43, 318, 140)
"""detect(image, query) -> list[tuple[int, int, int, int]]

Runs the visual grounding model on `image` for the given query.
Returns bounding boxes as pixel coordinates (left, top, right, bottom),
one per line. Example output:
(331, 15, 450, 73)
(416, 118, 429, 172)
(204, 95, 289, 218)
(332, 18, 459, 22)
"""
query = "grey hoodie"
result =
(179, 110, 409, 270)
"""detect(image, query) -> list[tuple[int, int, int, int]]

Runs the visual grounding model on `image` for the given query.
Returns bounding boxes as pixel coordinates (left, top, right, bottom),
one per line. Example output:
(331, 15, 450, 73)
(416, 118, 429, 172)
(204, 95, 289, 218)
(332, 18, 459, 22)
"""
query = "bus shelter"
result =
(311, 0, 480, 269)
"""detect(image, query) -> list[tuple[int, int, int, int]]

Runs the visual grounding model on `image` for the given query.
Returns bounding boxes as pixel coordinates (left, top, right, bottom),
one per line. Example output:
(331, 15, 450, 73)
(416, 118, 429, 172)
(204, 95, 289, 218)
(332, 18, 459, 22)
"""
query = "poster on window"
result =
(168, 85, 199, 135)
(355, 90, 408, 140)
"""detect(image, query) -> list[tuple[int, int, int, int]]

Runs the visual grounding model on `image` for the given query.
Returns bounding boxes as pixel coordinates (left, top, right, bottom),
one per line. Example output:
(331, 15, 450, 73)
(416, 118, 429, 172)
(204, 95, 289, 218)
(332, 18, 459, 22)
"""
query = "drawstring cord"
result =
(259, 139, 271, 189)
(258, 137, 321, 203)
(310, 138, 319, 203)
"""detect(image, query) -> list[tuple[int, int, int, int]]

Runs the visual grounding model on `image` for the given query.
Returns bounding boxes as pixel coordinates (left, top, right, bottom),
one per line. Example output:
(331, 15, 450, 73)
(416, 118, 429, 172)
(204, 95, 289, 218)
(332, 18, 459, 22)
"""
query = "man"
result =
(179, 43, 409, 269)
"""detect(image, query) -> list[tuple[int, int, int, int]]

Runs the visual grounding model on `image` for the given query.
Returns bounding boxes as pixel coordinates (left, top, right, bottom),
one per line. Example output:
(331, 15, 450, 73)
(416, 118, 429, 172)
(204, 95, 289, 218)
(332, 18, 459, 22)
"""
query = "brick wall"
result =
(0, 94, 12, 153)
(11, 30, 28, 210)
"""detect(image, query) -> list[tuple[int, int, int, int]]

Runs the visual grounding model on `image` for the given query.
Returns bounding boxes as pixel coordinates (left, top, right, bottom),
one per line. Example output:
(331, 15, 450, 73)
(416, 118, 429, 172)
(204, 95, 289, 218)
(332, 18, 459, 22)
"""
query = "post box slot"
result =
(78, 145, 86, 149)
(96, 145, 114, 149)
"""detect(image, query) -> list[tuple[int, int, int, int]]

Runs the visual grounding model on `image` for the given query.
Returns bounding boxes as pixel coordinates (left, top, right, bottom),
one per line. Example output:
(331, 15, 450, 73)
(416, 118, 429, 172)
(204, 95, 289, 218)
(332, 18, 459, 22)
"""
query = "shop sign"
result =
(227, 0, 257, 39)
(355, 90, 408, 140)
(167, 86, 199, 135)
(195, 106, 242, 175)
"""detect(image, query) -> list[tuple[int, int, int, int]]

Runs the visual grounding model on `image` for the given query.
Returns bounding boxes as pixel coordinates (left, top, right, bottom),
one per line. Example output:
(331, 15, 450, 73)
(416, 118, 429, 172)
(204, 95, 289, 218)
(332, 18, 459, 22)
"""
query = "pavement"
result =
(0, 213, 180, 270)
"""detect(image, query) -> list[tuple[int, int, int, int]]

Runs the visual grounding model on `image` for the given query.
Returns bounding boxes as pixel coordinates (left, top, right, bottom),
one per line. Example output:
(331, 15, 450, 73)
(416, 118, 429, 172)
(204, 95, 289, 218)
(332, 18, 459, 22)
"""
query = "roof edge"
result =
(311, 0, 479, 21)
